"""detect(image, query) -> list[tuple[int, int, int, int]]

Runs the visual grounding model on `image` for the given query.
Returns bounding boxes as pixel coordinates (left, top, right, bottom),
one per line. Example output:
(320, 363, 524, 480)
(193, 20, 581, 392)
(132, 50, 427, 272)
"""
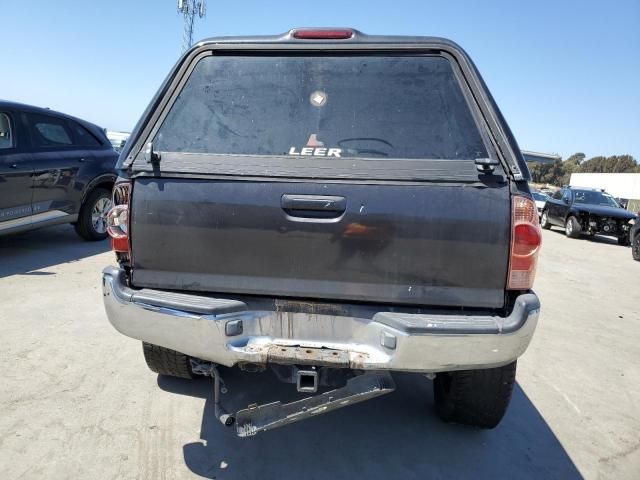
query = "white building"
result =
(569, 173, 640, 201)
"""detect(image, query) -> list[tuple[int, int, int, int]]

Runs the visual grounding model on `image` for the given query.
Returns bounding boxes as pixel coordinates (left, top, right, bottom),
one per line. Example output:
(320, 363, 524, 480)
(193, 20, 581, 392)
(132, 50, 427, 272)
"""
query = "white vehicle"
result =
(532, 191, 550, 216)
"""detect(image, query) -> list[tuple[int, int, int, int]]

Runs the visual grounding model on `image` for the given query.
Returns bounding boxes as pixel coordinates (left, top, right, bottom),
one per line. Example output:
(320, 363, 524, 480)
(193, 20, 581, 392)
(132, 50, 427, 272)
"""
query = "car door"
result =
(23, 112, 88, 220)
(0, 110, 34, 232)
(558, 188, 573, 223)
(546, 189, 564, 225)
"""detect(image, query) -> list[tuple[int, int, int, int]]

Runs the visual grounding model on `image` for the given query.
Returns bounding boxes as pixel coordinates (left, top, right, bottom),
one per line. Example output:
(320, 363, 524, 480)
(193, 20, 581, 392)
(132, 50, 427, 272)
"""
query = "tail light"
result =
(507, 195, 542, 290)
(107, 182, 131, 254)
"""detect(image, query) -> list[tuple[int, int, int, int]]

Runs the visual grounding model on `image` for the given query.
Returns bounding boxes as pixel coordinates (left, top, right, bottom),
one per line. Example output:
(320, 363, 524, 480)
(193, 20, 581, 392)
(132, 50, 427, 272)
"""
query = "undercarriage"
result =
(578, 213, 631, 240)
(191, 360, 396, 437)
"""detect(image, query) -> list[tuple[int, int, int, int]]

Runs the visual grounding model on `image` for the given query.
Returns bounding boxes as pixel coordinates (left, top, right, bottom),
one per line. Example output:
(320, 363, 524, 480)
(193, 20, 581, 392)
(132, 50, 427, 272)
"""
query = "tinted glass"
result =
(28, 114, 72, 147)
(552, 190, 563, 200)
(0, 112, 13, 149)
(69, 121, 100, 146)
(573, 190, 620, 207)
(532, 192, 548, 201)
(155, 55, 488, 160)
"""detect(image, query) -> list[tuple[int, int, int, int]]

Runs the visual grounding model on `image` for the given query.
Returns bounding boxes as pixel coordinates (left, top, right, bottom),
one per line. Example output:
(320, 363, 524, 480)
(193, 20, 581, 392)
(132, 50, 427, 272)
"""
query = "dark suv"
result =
(540, 186, 637, 245)
(0, 101, 118, 239)
(102, 29, 542, 436)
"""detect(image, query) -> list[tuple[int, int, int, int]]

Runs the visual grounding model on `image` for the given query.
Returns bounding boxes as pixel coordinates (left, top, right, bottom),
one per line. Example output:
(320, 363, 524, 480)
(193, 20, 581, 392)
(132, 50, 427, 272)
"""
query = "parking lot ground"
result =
(1, 225, 639, 479)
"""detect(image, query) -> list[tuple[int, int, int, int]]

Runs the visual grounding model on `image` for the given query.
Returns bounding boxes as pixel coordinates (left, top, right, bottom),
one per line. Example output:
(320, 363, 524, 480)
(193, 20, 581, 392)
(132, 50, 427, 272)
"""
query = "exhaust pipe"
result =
(296, 369, 318, 393)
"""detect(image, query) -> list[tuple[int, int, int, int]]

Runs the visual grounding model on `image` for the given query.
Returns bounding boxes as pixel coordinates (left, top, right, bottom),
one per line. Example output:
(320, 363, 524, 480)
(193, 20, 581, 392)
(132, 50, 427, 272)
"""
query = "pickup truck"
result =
(102, 29, 542, 436)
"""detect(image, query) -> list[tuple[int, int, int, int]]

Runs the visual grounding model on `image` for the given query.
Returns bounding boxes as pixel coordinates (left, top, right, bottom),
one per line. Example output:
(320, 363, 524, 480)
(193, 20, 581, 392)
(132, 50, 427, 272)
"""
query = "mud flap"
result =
(235, 372, 395, 437)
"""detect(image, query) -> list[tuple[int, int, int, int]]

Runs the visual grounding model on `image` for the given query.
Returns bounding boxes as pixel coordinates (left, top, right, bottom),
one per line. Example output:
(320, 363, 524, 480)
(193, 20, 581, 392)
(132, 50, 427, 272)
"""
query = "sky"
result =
(2, 0, 639, 160)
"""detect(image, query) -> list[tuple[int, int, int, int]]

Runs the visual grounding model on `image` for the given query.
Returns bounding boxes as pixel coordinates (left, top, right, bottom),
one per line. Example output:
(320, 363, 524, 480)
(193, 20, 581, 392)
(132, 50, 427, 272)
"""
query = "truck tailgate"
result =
(130, 178, 510, 308)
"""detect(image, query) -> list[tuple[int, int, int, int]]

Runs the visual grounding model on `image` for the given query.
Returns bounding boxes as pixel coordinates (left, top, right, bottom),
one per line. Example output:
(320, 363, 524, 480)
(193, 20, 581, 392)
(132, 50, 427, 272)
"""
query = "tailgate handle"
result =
(281, 194, 346, 218)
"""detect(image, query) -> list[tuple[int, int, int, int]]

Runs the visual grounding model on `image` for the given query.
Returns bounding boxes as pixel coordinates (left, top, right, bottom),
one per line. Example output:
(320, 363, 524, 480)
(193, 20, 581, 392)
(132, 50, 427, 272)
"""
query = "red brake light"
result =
(107, 182, 131, 254)
(512, 223, 541, 256)
(508, 195, 542, 290)
(292, 29, 353, 40)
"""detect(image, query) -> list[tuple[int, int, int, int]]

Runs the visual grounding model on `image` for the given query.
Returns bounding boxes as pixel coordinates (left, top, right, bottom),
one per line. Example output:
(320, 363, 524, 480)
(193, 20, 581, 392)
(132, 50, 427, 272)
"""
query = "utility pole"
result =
(177, 0, 206, 53)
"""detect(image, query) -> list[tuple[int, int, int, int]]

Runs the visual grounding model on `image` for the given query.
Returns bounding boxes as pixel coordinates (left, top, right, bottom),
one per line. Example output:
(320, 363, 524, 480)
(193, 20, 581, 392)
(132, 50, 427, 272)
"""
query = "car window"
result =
(562, 190, 572, 202)
(573, 190, 620, 207)
(0, 112, 14, 149)
(532, 192, 548, 201)
(154, 55, 489, 160)
(27, 113, 73, 147)
(552, 190, 563, 200)
(69, 120, 101, 146)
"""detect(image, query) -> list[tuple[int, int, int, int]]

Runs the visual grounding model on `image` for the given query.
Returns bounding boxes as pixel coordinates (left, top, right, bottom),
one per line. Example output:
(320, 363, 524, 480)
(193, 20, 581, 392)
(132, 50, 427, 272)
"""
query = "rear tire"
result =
(564, 216, 581, 238)
(142, 342, 196, 379)
(633, 233, 640, 261)
(434, 361, 517, 429)
(540, 210, 551, 230)
(74, 188, 112, 241)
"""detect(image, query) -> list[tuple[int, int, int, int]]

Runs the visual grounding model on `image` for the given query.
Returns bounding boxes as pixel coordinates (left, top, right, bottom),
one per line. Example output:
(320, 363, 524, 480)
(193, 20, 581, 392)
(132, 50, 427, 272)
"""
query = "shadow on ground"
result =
(0, 224, 109, 277)
(159, 368, 582, 479)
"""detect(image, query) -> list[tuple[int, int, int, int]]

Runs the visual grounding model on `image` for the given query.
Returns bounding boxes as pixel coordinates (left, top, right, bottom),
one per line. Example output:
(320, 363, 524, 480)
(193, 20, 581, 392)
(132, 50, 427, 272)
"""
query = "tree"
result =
(526, 153, 639, 187)
(579, 155, 639, 173)
(565, 152, 585, 167)
(528, 159, 565, 185)
(560, 152, 585, 185)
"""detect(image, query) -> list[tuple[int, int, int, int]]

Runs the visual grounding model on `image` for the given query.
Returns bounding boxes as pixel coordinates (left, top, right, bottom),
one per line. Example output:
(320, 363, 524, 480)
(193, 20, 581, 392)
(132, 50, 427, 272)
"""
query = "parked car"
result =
(102, 29, 542, 436)
(532, 191, 550, 216)
(0, 101, 118, 239)
(540, 186, 637, 245)
(631, 218, 640, 261)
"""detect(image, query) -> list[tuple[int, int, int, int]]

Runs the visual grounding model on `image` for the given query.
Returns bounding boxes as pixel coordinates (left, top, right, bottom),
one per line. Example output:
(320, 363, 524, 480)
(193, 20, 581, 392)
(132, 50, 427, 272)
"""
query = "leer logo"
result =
(288, 134, 342, 157)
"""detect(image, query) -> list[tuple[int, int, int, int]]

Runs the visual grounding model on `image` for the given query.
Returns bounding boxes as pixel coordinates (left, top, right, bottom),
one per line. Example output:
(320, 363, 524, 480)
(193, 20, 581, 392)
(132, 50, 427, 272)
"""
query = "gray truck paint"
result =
(119, 30, 532, 310)
(130, 178, 510, 308)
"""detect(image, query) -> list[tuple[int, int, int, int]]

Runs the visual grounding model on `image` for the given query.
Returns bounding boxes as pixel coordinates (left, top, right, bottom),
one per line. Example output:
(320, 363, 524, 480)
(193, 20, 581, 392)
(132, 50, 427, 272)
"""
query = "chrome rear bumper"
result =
(102, 267, 539, 373)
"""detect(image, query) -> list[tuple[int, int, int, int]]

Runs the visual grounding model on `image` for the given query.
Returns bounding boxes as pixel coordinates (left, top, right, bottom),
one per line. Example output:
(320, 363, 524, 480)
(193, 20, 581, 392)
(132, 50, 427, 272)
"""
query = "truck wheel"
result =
(564, 216, 581, 238)
(617, 235, 630, 246)
(434, 361, 517, 429)
(142, 342, 196, 379)
(74, 188, 112, 241)
(540, 210, 551, 230)
(633, 234, 640, 261)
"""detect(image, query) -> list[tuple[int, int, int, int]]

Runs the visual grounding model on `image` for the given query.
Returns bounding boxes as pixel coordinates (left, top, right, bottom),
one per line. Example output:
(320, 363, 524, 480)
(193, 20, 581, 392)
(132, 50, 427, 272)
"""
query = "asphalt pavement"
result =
(1, 225, 638, 479)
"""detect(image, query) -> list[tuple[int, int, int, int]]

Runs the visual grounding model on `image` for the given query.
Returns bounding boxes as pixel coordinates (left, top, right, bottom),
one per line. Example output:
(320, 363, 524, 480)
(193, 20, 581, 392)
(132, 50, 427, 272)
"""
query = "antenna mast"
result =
(177, 0, 206, 52)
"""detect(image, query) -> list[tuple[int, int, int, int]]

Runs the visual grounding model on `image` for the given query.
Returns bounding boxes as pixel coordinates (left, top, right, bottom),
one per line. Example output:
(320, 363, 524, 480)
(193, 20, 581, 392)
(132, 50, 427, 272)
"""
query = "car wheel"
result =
(564, 216, 581, 238)
(618, 235, 631, 247)
(540, 210, 551, 230)
(632, 234, 640, 261)
(142, 342, 196, 379)
(74, 188, 112, 241)
(434, 361, 517, 429)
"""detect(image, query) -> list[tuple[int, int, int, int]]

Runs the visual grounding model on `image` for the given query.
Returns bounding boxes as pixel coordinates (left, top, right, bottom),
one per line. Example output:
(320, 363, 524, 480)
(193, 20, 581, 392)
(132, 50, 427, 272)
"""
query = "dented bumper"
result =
(102, 267, 540, 373)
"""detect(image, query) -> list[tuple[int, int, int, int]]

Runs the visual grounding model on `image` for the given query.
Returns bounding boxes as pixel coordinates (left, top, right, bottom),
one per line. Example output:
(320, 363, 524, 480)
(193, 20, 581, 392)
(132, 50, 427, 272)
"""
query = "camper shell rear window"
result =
(153, 54, 489, 161)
